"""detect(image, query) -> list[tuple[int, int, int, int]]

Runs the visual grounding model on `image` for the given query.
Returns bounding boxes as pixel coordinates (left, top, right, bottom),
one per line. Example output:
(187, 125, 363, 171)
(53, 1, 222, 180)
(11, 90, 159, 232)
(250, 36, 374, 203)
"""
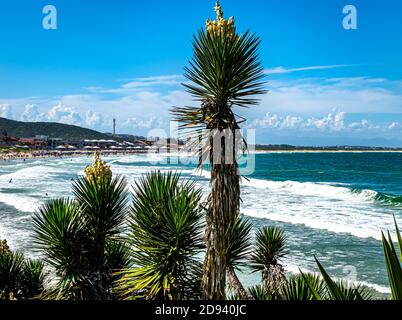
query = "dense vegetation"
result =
(0, 117, 113, 140)
(1, 154, 401, 300)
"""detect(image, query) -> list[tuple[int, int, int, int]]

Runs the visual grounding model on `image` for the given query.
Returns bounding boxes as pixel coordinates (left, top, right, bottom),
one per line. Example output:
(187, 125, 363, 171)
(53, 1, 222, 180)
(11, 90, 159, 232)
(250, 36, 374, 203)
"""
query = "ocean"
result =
(1, 152, 401, 295)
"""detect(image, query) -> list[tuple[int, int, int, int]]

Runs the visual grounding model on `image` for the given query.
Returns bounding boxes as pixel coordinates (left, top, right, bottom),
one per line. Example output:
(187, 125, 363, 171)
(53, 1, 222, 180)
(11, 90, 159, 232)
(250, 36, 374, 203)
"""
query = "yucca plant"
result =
(0, 240, 45, 300)
(32, 154, 130, 300)
(381, 216, 402, 300)
(226, 216, 252, 299)
(116, 171, 204, 300)
(171, 1, 266, 299)
(247, 285, 272, 300)
(18, 259, 46, 299)
(250, 226, 287, 295)
(279, 273, 326, 301)
(300, 257, 371, 300)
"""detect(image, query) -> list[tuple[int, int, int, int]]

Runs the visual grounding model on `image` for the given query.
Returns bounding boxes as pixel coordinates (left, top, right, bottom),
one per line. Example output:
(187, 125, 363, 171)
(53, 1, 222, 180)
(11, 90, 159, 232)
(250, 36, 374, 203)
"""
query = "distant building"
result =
(35, 135, 49, 141)
(47, 138, 63, 149)
(84, 139, 117, 149)
(18, 138, 47, 149)
(0, 136, 18, 146)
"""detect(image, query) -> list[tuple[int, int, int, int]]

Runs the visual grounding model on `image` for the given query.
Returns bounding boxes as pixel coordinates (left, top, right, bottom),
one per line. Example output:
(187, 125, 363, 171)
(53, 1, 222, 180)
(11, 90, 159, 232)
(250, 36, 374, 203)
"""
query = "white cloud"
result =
(265, 65, 354, 75)
(19, 103, 83, 126)
(246, 77, 402, 118)
(67, 73, 402, 133)
(0, 104, 13, 119)
(249, 110, 402, 136)
(2, 71, 402, 143)
(251, 111, 346, 131)
(124, 75, 184, 88)
(306, 111, 345, 131)
(46, 103, 82, 125)
(85, 110, 104, 127)
(88, 75, 185, 94)
(121, 116, 165, 130)
(389, 122, 401, 130)
(348, 119, 378, 131)
(20, 104, 44, 122)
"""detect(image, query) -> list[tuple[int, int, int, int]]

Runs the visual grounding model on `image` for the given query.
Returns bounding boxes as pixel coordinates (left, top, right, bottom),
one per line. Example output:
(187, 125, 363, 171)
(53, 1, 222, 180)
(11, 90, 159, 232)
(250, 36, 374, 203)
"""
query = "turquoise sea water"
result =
(0, 152, 401, 294)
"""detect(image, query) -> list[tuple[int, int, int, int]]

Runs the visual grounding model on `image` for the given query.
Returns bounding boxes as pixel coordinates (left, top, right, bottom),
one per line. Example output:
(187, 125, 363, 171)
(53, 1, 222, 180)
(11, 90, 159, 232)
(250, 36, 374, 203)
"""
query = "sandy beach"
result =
(2, 148, 402, 163)
(0, 149, 149, 162)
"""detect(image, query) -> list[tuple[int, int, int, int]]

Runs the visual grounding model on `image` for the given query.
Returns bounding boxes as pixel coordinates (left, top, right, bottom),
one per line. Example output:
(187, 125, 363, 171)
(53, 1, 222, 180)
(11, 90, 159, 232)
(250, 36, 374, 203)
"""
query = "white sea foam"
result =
(0, 193, 40, 213)
(242, 177, 379, 203)
(0, 165, 56, 181)
(0, 165, 64, 212)
(191, 170, 398, 240)
(192, 169, 380, 202)
(284, 263, 391, 294)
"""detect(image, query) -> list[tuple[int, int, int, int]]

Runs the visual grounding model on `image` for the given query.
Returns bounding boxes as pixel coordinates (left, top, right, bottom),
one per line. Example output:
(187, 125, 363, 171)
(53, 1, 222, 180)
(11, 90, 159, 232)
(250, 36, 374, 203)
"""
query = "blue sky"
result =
(0, 0, 402, 146)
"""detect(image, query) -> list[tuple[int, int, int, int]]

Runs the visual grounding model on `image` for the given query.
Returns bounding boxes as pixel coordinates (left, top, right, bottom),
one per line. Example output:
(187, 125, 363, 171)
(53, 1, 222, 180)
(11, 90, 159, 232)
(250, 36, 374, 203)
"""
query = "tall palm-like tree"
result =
(171, 1, 266, 299)
(250, 226, 288, 295)
(32, 153, 130, 299)
(116, 171, 204, 300)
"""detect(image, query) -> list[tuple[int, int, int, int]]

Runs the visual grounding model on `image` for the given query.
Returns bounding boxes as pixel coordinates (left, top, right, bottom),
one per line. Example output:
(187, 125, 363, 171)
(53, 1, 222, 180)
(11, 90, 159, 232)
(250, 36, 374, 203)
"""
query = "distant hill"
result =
(0, 117, 116, 140)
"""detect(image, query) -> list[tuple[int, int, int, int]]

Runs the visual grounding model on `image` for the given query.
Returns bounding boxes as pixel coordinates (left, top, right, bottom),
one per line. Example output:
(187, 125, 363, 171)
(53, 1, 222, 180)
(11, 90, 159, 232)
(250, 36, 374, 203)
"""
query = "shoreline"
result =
(2, 148, 402, 162)
(0, 149, 149, 162)
(252, 149, 402, 154)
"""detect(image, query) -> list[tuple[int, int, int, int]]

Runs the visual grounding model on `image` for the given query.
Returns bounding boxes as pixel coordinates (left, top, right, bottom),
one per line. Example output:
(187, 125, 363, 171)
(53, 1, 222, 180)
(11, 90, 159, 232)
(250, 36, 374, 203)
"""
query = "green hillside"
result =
(0, 117, 114, 140)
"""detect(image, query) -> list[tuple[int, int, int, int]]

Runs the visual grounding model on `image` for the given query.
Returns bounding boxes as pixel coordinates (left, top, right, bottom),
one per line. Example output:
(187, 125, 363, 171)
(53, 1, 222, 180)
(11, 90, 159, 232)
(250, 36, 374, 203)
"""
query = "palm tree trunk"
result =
(202, 162, 240, 299)
(262, 265, 287, 295)
(226, 266, 249, 300)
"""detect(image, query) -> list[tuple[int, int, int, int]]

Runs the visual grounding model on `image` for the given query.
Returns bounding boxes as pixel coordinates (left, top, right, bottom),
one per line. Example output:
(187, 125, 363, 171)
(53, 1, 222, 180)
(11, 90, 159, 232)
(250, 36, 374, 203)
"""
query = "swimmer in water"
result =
(9, 178, 12, 183)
